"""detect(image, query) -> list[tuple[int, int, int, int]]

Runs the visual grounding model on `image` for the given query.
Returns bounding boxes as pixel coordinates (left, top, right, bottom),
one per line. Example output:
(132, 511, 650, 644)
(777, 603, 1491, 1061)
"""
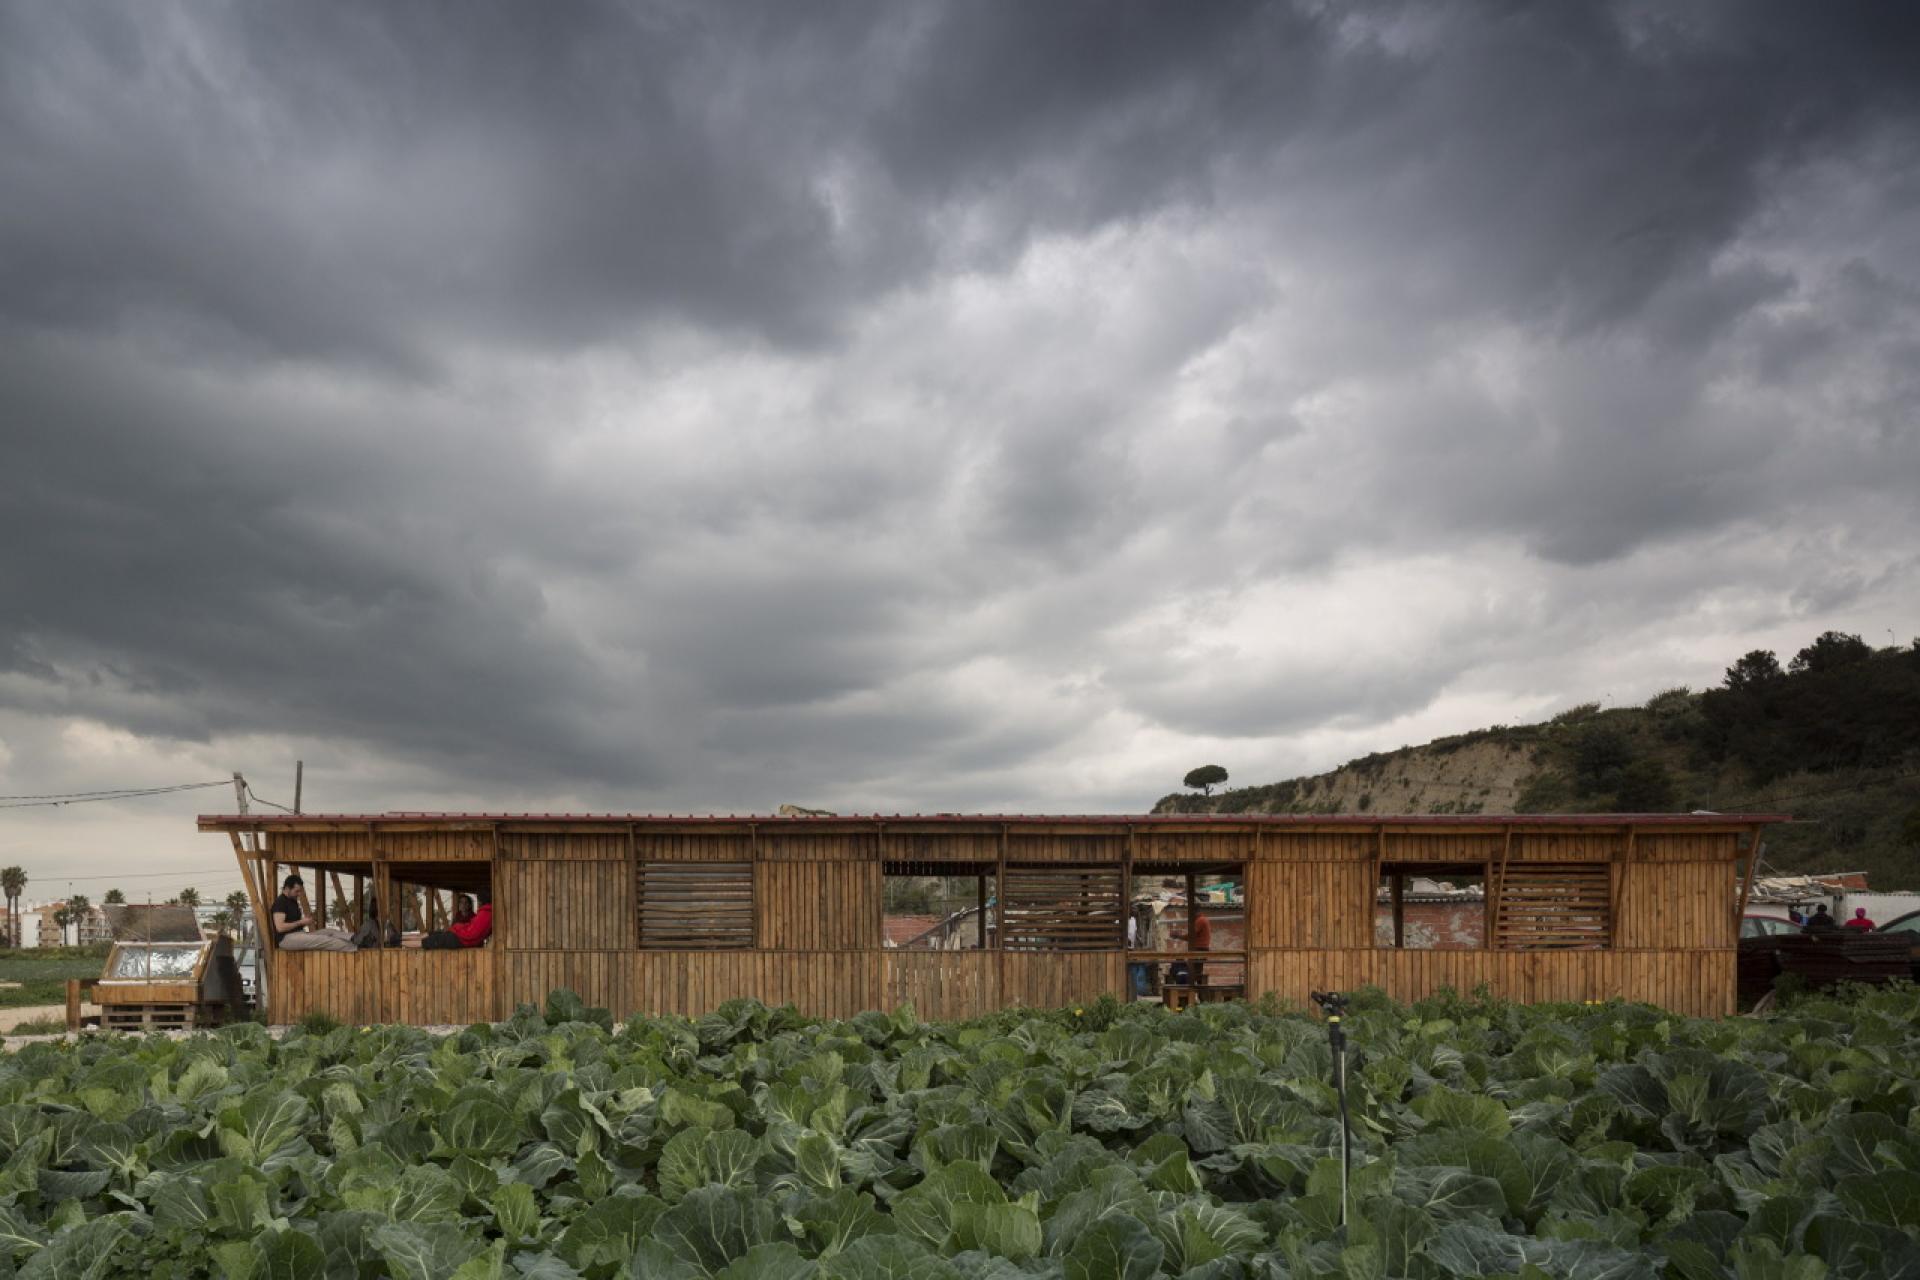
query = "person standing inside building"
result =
(1188, 904, 1212, 987)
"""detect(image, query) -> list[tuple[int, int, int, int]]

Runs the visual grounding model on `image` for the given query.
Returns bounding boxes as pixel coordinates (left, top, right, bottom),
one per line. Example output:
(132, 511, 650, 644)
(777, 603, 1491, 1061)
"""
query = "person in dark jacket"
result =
(1802, 905, 1840, 934)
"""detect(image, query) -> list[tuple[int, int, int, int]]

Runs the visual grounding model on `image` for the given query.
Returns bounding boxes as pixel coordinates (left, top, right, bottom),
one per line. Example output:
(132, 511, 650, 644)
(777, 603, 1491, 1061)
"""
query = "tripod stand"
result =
(1311, 990, 1353, 1228)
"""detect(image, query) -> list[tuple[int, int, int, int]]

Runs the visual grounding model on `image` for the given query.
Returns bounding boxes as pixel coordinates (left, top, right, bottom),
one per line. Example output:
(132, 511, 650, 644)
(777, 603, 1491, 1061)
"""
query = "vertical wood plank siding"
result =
(253, 822, 1750, 1025)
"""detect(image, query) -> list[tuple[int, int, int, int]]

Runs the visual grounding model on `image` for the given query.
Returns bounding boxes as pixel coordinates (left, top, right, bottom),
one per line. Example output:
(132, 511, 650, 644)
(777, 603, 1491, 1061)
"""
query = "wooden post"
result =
(230, 833, 275, 973)
(995, 825, 1008, 1005)
(1735, 827, 1765, 934)
(66, 978, 83, 1032)
(1490, 825, 1514, 949)
(1373, 825, 1387, 953)
(976, 872, 987, 949)
(1610, 826, 1634, 948)
(748, 823, 761, 949)
(1390, 871, 1405, 948)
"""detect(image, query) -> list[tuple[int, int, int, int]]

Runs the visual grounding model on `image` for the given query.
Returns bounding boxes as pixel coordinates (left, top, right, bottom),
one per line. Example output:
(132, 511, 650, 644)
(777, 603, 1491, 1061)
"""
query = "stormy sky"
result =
(2, 1, 1918, 894)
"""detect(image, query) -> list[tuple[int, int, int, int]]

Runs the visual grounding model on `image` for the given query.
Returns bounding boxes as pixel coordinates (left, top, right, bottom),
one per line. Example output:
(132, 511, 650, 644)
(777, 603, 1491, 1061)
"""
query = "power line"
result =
(0, 780, 230, 801)
(244, 783, 297, 814)
(0, 780, 231, 810)
(24, 866, 241, 882)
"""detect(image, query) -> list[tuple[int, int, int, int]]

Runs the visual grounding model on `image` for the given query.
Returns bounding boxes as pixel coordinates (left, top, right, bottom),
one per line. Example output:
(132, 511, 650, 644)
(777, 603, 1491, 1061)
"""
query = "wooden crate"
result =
(100, 1002, 231, 1032)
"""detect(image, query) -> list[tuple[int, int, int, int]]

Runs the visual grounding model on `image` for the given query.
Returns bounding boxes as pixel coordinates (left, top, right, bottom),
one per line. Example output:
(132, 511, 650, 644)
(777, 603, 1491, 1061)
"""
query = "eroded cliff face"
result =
(1155, 736, 1543, 817)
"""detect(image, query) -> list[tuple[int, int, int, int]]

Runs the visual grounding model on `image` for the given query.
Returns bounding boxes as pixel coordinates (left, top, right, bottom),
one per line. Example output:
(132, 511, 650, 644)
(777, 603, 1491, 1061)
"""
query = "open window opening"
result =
(1490, 862, 1610, 950)
(1127, 863, 1246, 1006)
(258, 861, 379, 951)
(387, 861, 494, 950)
(1377, 863, 1487, 949)
(637, 861, 753, 950)
(883, 861, 996, 949)
(1001, 863, 1124, 951)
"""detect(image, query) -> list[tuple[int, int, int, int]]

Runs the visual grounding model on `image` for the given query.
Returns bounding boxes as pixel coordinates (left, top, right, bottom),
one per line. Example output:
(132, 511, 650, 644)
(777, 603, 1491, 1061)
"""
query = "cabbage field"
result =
(3, 985, 1919, 1280)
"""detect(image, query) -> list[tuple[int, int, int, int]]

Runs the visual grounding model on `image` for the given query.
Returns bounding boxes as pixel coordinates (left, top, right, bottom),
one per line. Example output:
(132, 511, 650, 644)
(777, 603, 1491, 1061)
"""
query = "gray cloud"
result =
(1, 0, 1918, 856)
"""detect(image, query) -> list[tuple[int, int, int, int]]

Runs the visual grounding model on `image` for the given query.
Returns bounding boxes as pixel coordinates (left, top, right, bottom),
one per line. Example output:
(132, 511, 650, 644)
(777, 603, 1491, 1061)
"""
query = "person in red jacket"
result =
(404, 892, 493, 949)
(450, 892, 493, 947)
(1843, 907, 1876, 932)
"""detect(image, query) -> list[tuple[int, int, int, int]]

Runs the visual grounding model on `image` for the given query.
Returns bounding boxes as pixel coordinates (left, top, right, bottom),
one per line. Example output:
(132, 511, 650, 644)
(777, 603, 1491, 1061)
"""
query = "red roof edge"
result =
(198, 810, 1791, 827)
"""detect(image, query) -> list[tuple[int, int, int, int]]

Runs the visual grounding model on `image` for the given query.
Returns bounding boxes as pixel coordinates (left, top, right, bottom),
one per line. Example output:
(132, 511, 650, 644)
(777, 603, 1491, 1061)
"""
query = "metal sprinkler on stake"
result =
(1310, 989, 1354, 1227)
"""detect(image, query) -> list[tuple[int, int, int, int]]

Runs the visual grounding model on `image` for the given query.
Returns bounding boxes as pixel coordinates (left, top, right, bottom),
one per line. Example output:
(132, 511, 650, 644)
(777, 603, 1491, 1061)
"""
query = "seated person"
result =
(349, 895, 401, 948)
(270, 874, 357, 951)
(402, 891, 493, 949)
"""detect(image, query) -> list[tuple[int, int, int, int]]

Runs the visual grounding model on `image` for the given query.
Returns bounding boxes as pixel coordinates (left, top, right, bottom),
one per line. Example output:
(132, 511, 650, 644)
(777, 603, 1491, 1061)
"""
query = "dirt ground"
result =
(0, 1002, 96, 1033)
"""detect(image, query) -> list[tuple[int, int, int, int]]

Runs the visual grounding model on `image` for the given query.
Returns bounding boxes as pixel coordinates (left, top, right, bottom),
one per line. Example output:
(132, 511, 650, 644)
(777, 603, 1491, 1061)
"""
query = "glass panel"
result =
(1880, 913, 1920, 935)
(108, 944, 204, 979)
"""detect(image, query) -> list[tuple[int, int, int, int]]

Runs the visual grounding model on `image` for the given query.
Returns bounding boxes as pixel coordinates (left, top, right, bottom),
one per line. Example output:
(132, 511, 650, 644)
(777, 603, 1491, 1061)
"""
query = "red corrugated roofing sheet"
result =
(199, 810, 1790, 826)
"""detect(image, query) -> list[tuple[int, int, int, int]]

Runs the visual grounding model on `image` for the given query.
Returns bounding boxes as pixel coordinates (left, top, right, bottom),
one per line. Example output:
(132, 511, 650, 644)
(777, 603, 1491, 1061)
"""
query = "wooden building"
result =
(201, 811, 1786, 1025)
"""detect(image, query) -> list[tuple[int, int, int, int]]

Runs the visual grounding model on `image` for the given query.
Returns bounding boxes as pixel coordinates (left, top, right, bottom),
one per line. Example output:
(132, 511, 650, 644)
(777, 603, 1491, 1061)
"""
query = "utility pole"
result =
(232, 772, 257, 856)
(294, 760, 303, 815)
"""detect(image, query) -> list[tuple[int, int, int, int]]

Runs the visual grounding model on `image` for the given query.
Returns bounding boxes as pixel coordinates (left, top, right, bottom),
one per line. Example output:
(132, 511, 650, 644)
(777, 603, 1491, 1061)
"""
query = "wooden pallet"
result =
(100, 1002, 231, 1032)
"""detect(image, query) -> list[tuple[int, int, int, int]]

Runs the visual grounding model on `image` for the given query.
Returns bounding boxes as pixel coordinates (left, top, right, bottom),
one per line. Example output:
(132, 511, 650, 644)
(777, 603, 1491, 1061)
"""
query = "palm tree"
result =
(178, 887, 201, 909)
(66, 894, 91, 946)
(210, 909, 233, 937)
(52, 906, 72, 945)
(103, 888, 126, 905)
(224, 890, 251, 935)
(0, 867, 24, 948)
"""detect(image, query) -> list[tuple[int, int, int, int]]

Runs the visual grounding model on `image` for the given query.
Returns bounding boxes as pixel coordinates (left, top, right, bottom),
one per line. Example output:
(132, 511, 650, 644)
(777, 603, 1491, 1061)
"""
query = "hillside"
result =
(1154, 632, 1920, 890)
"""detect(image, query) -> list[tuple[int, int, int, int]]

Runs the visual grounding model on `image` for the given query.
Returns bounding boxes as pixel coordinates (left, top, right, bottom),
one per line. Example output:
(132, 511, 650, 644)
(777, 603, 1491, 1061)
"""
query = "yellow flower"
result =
(1073, 1009, 1084, 1016)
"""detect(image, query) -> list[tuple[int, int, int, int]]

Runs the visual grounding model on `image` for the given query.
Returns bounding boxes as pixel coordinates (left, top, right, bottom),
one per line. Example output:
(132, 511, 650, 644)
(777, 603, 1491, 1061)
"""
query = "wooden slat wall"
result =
(252, 823, 1747, 1026)
(757, 861, 878, 950)
(504, 951, 634, 1016)
(625, 952, 883, 1020)
(1003, 950, 1124, 1008)
(1616, 860, 1735, 949)
(1381, 833, 1503, 863)
(266, 950, 495, 1025)
(633, 834, 753, 861)
(500, 832, 626, 860)
(1006, 834, 1127, 863)
(377, 830, 495, 860)
(638, 862, 754, 949)
(1001, 864, 1125, 950)
(501, 859, 633, 950)
(884, 951, 996, 1021)
(1248, 859, 1375, 948)
(1135, 830, 1259, 862)
(881, 832, 1001, 862)
(1492, 863, 1611, 948)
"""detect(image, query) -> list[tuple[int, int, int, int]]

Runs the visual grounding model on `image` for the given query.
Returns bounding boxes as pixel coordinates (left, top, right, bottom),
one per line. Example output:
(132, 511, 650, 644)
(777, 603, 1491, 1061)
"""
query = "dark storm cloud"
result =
(1, 0, 1918, 814)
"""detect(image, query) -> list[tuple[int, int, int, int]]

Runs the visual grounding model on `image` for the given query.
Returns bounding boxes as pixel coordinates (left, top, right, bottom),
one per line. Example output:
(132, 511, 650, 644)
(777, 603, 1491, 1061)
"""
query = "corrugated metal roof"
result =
(199, 810, 1789, 827)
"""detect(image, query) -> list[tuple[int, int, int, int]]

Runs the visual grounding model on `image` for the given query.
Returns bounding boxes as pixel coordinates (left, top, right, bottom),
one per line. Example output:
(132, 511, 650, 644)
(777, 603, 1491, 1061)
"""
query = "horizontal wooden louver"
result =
(1001, 864, 1124, 951)
(1493, 863, 1609, 949)
(637, 861, 754, 950)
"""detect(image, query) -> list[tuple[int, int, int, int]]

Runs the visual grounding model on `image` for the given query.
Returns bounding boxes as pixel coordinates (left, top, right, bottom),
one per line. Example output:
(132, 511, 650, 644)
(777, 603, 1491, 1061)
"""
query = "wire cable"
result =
(243, 784, 297, 814)
(0, 780, 230, 801)
(0, 781, 232, 810)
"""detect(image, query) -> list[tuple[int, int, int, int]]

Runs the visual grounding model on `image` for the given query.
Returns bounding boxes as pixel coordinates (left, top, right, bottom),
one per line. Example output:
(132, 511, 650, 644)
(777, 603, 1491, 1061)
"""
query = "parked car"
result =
(1740, 914, 1800, 939)
(1879, 908, 1920, 935)
(235, 942, 260, 1013)
(1878, 908, 1920, 980)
